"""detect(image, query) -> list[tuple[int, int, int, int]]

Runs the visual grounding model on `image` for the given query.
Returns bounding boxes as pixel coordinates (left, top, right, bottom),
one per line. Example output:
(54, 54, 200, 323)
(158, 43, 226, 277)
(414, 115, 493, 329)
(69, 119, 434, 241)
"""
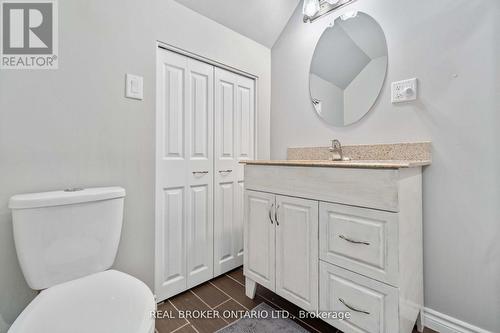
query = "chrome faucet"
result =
(329, 139, 343, 161)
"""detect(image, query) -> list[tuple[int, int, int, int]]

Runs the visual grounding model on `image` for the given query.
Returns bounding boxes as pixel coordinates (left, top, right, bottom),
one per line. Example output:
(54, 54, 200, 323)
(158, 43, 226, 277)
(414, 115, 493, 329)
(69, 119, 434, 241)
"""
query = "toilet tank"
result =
(9, 187, 126, 290)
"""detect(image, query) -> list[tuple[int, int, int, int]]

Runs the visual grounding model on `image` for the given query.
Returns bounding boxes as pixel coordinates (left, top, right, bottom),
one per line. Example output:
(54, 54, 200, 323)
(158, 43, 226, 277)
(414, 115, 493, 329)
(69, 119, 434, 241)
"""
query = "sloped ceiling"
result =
(174, 0, 301, 48)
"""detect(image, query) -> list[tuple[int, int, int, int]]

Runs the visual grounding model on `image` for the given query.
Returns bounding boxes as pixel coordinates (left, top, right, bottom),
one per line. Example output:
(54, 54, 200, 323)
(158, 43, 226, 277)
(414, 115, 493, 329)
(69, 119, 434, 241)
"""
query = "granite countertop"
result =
(241, 142, 432, 169)
(240, 159, 431, 169)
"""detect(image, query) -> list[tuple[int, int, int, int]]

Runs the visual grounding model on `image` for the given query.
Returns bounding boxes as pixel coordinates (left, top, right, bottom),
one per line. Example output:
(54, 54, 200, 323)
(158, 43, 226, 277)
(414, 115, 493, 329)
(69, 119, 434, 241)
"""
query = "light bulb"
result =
(303, 0, 320, 17)
(341, 11, 358, 20)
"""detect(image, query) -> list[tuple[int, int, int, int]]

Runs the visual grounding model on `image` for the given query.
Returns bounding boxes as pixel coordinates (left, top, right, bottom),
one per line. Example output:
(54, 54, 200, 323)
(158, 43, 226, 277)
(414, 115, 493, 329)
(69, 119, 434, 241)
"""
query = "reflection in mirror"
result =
(309, 12, 387, 126)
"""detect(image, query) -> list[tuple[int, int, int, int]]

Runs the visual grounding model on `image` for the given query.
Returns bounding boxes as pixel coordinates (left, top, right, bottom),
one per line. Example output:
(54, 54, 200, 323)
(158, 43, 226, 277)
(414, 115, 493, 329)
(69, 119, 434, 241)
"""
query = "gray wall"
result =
(0, 0, 270, 329)
(271, 0, 499, 331)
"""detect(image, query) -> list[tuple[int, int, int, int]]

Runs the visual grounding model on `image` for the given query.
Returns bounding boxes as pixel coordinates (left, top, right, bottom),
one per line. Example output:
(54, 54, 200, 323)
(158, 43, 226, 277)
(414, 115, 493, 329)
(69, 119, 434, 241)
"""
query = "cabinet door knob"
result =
(269, 204, 274, 224)
(192, 171, 209, 175)
(218, 169, 233, 173)
(338, 235, 370, 245)
(275, 204, 280, 226)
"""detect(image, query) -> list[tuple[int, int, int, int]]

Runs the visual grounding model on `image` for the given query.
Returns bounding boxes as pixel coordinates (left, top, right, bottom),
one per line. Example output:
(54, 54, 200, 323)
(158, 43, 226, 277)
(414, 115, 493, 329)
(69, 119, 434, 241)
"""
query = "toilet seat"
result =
(8, 270, 156, 333)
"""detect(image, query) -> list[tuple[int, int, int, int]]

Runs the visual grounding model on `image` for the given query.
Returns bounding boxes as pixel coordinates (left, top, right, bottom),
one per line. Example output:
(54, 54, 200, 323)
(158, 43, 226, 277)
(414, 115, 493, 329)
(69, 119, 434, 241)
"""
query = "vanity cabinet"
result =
(243, 164, 424, 333)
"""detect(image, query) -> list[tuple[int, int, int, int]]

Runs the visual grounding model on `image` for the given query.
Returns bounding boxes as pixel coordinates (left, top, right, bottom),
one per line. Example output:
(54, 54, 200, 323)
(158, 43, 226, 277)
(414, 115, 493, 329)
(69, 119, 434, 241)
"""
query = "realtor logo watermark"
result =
(1, 0, 58, 69)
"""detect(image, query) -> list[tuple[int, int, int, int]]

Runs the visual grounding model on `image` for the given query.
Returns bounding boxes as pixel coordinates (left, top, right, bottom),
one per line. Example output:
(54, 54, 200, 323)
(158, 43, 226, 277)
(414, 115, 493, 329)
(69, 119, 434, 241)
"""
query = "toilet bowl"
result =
(8, 187, 155, 333)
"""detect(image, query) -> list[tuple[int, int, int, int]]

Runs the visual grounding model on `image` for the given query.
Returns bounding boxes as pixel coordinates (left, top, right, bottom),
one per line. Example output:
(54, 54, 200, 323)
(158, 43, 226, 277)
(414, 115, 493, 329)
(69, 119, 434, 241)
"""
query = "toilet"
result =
(7, 187, 155, 333)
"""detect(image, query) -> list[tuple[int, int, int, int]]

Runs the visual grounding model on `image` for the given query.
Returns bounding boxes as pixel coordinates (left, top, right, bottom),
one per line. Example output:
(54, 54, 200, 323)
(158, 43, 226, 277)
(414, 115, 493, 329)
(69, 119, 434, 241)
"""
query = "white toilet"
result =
(7, 187, 156, 333)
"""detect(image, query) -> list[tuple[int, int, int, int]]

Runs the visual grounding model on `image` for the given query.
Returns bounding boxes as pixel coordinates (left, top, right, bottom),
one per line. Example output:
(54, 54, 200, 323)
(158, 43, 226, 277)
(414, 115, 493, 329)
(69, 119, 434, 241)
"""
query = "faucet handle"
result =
(331, 139, 341, 149)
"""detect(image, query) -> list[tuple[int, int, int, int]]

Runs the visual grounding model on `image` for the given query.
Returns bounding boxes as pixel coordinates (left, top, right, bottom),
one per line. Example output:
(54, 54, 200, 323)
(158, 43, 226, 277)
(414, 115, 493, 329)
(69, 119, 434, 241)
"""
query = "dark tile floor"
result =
(155, 266, 436, 333)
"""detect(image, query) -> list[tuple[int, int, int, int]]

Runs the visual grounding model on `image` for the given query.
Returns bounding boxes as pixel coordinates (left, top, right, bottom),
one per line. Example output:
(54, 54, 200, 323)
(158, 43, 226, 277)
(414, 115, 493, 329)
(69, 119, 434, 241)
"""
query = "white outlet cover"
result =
(126, 74, 143, 100)
(391, 78, 418, 103)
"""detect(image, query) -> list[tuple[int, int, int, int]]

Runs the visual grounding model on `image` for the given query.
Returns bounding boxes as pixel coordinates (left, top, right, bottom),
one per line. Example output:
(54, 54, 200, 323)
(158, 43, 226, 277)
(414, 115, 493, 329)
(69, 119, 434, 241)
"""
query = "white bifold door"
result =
(214, 68, 255, 275)
(155, 48, 254, 301)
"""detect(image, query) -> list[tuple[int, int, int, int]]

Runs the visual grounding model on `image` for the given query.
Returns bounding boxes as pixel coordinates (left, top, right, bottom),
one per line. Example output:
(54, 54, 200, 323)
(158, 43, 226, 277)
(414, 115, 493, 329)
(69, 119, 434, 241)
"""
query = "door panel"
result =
(158, 187, 186, 297)
(243, 190, 275, 291)
(163, 64, 184, 159)
(234, 181, 245, 260)
(275, 195, 319, 311)
(215, 181, 235, 270)
(214, 68, 255, 275)
(186, 183, 213, 288)
(156, 49, 214, 300)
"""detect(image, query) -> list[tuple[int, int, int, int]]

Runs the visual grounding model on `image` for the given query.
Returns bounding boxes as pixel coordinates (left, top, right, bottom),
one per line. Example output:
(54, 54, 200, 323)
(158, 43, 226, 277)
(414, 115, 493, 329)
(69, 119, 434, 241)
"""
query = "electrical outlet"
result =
(391, 78, 418, 103)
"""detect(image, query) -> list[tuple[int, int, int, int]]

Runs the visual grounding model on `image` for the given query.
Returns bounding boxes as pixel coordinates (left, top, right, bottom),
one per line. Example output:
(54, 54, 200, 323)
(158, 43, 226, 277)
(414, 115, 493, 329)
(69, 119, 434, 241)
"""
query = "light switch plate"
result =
(391, 78, 417, 103)
(125, 74, 143, 100)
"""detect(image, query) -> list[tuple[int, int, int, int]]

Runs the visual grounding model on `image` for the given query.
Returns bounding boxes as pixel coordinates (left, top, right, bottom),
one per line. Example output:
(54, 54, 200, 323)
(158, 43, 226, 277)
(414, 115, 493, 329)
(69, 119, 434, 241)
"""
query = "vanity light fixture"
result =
(341, 10, 358, 20)
(303, 0, 356, 23)
(302, 0, 320, 18)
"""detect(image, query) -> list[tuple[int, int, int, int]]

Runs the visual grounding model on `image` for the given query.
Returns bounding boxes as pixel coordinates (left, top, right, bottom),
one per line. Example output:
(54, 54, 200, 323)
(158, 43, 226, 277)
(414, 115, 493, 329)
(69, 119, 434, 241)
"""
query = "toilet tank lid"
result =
(9, 187, 126, 210)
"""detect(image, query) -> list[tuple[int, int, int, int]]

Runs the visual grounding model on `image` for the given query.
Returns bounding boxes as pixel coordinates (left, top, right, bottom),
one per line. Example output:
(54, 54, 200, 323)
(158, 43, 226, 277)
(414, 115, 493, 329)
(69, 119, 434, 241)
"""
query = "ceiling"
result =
(174, 0, 301, 48)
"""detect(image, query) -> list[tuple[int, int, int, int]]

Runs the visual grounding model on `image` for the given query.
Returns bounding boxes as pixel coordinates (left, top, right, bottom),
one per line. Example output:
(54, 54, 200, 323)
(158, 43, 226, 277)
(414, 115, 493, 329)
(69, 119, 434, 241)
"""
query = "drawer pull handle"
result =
(269, 204, 274, 224)
(218, 169, 233, 173)
(275, 204, 280, 226)
(339, 235, 370, 245)
(338, 298, 370, 315)
(192, 171, 209, 175)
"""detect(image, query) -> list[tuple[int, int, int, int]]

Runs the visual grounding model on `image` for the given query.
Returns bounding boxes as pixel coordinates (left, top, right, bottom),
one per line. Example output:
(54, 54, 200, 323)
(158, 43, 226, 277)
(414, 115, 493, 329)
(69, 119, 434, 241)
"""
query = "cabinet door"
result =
(214, 68, 255, 275)
(155, 49, 214, 300)
(275, 195, 319, 311)
(243, 190, 275, 291)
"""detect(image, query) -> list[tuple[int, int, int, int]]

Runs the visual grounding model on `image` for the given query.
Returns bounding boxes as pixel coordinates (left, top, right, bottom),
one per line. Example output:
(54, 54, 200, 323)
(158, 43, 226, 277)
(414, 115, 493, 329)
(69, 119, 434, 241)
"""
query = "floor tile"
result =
(155, 301, 188, 333)
(173, 324, 198, 333)
(226, 267, 245, 285)
(213, 299, 247, 324)
(210, 275, 264, 310)
(170, 291, 227, 333)
(192, 282, 230, 308)
(157, 273, 435, 333)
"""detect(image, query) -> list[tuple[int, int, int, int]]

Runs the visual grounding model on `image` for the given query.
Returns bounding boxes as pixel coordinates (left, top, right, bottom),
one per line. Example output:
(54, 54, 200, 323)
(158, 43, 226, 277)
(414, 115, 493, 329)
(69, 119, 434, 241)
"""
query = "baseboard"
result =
(423, 308, 493, 333)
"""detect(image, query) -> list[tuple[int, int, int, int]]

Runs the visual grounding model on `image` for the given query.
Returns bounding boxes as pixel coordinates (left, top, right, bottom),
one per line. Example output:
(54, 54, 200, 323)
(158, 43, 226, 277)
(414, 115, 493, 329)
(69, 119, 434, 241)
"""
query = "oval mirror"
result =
(309, 12, 387, 126)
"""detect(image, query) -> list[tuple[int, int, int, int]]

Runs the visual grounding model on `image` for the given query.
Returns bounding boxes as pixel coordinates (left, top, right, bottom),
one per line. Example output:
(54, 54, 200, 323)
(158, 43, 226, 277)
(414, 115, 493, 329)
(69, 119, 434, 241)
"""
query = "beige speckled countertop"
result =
(240, 159, 431, 169)
(241, 142, 432, 169)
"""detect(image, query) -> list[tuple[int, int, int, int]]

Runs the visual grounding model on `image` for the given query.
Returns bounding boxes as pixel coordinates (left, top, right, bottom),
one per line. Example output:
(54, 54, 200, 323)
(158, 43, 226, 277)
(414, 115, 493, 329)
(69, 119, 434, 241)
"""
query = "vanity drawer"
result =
(319, 202, 398, 285)
(319, 262, 398, 333)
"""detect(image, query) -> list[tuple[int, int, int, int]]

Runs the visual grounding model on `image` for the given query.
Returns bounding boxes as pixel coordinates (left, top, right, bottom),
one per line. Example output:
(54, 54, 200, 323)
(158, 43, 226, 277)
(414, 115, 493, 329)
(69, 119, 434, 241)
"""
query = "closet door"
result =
(155, 49, 214, 301)
(214, 68, 255, 275)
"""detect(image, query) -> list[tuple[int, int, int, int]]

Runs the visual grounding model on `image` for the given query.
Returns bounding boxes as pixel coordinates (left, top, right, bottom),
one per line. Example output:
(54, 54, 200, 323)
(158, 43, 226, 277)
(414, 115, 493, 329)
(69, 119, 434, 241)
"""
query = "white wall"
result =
(0, 0, 271, 329)
(344, 56, 387, 124)
(310, 73, 344, 124)
(271, 0, 500, 331)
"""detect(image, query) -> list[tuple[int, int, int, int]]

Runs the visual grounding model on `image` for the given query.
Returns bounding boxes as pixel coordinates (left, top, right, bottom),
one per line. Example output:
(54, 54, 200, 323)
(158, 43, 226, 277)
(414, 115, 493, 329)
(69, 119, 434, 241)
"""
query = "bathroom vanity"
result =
(242, 143, 431, 333)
